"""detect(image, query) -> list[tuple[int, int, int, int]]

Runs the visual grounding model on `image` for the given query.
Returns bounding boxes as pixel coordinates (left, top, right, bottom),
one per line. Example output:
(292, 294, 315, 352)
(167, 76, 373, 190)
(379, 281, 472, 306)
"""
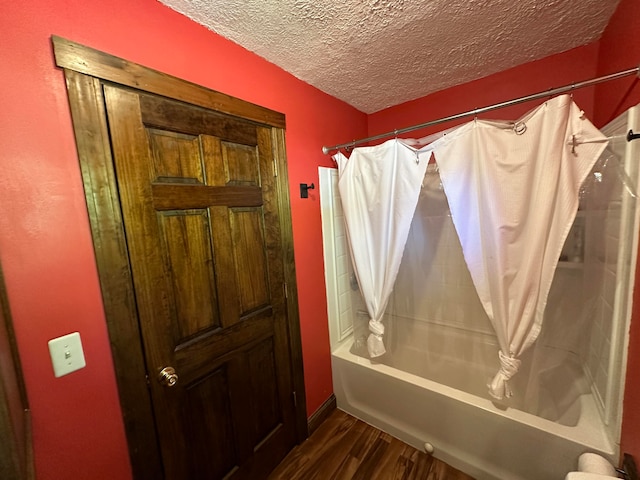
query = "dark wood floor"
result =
(269, 409, 475, 480)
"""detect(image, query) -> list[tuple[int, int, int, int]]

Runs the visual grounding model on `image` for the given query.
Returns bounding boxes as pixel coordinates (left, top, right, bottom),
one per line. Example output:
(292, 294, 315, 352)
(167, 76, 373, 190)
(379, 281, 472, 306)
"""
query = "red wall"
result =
(368, 43, 599, 137)
(1, 0, 365, 478)
(3, 0, 640, 478)
(594, 0, 640, 127)
(595, 0, 640, 461)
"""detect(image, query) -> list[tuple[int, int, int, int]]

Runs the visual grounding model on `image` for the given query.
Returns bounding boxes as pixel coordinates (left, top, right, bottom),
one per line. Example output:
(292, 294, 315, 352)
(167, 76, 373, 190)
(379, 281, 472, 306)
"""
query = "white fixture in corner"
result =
(564, 452, 620, 479)
(48, 332, 86, 377)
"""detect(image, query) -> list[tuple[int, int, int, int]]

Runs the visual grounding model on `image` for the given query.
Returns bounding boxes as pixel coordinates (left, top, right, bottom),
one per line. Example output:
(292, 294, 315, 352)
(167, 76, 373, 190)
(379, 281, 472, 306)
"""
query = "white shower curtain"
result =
(431, 95, 608, 399)
(333, 139, 429, 357)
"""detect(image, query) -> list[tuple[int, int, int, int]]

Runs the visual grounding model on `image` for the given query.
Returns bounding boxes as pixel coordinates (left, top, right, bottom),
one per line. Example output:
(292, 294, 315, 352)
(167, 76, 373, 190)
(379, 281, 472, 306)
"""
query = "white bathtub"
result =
(319, 161, 629, 480)
(332, 338, 616, 480)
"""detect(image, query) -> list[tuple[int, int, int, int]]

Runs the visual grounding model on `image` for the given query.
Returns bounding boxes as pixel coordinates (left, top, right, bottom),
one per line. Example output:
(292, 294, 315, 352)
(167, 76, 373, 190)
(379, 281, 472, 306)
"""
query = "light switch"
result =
(48, 332, 86, 378)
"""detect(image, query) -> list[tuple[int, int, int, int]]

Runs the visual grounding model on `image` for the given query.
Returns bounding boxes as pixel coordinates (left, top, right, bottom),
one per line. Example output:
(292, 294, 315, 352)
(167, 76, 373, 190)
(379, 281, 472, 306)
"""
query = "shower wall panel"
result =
(320, 167, 357, 348)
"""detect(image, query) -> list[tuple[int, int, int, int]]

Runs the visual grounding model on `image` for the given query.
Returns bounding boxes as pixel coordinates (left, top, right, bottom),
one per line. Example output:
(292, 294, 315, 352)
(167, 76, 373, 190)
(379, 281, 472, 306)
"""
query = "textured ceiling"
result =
(158, 0, 621, 113)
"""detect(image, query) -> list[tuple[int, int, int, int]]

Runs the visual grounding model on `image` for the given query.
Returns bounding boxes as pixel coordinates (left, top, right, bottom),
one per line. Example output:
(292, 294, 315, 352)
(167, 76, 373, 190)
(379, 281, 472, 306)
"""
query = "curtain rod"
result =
(322, 65, 640, 155)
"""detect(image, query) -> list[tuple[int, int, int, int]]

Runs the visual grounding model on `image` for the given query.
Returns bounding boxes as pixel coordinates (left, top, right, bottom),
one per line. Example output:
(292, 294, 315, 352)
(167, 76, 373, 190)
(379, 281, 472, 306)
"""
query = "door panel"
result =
(103, 84, 296, 479)
(183, 366, 238, 479)
(230, 208, 271, 313)
(221, 141, 260, 185)
(147, 129, 204, 183)
(247, 337, 281, 440)
(157, 209, 220, 337)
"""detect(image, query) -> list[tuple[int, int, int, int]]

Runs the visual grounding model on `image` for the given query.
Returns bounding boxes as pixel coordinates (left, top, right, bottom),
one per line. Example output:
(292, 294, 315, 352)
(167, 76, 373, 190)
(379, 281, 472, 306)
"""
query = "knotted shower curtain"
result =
(334, 94, 608, 399)
(333, 139, 429, 357)
(431, 95, 607, 399)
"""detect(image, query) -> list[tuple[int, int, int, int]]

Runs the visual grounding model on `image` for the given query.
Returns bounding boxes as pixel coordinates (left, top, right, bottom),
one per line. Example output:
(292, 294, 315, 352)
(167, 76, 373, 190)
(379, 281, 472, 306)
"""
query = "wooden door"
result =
(102, 84, 296, 479)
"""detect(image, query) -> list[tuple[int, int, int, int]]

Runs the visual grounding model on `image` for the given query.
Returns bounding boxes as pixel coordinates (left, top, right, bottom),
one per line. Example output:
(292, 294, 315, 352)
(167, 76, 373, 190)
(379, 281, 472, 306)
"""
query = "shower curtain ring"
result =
(513, 121, 527, 135)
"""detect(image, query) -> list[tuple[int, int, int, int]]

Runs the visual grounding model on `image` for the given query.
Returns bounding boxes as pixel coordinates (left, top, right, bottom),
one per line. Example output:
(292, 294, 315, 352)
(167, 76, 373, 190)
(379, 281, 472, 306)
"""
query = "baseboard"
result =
(307, 394, 337, 436)
(623, 453, 638, 480)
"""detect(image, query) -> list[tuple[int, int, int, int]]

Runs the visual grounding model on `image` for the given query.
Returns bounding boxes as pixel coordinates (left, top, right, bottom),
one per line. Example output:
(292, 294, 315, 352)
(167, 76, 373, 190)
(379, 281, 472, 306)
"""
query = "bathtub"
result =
(332, 337, 616, 480)
(319, 162, 626, 480)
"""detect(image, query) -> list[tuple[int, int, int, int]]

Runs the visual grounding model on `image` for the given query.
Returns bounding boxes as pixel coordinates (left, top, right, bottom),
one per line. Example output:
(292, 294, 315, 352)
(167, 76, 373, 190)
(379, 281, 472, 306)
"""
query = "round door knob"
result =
(158, 366, 178, 387)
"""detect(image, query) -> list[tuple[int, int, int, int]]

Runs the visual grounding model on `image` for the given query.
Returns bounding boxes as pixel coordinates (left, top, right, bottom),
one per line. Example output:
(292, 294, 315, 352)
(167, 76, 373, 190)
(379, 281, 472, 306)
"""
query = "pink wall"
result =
(1, 0, 365, 478)
(595, 0, 640, 461)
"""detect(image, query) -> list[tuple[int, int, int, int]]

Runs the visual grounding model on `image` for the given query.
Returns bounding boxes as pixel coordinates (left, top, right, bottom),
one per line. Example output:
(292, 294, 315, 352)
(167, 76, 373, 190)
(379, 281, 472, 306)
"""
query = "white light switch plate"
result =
(48, 332, 86, 378)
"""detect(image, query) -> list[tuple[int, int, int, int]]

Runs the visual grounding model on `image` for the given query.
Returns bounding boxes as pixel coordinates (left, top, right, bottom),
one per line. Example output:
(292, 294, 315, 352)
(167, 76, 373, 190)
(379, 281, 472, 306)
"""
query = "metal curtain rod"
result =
(322, 66, 640, 155)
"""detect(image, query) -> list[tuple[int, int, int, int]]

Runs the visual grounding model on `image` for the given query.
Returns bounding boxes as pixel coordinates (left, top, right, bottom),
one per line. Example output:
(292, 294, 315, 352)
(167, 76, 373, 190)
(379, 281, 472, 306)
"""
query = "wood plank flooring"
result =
(269, 409, 475, 480)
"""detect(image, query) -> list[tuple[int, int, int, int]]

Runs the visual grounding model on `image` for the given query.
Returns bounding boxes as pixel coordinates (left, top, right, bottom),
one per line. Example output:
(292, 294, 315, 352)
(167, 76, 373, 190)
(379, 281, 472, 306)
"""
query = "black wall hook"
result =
(628, 129, 640, 142)
(300, 183, 315, 198)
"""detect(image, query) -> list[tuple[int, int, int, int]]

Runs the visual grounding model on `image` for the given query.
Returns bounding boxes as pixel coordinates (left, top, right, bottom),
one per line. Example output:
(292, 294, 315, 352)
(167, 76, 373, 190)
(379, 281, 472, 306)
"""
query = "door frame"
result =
(52, 36, 308, 480)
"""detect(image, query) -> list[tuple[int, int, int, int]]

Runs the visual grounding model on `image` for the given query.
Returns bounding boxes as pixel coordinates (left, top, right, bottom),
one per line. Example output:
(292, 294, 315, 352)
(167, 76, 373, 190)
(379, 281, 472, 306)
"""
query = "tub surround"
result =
(320, 103, 640, 479)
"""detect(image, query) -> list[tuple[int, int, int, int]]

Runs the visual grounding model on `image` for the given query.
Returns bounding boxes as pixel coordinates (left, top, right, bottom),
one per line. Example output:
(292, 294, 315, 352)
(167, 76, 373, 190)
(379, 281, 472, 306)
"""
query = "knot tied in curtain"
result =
(488, 351, 522, 400)
(334, 139, 430, 359)
(367, 319, 385, 358)
(432, 94, 608, 400)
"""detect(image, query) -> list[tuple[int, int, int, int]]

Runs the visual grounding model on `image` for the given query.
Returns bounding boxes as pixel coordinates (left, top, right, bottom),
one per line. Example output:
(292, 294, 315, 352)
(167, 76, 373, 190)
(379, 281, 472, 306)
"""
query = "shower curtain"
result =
(336, 95, 608, 398)
(333, 139, 429, 357)
(431, 95, 607, 399)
